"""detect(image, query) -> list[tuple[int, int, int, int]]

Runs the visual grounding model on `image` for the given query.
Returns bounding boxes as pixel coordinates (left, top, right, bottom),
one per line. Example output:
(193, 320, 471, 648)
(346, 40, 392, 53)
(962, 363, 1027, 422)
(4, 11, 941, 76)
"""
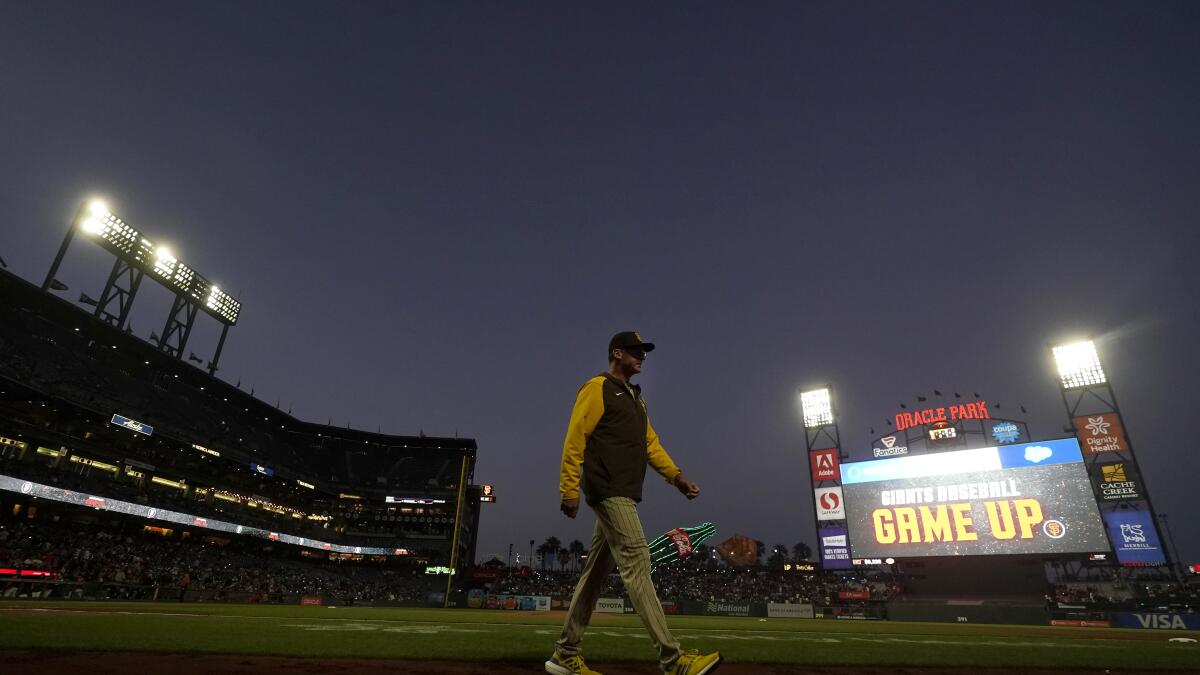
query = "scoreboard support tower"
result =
(1052, 340, 1179, 580)
(800, 386, 846, 570)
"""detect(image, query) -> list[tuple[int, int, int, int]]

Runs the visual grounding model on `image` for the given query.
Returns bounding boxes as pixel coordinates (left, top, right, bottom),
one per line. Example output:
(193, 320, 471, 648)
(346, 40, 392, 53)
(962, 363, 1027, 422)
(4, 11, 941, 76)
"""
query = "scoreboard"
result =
(840, 438, 1109, 559)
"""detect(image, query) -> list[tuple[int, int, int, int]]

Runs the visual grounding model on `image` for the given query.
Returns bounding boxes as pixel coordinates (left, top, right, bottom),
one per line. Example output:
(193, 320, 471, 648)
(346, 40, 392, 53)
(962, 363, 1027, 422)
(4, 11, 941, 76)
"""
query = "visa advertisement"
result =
(840, 438, 1109, 558)
(1103, 510, 1166, 566)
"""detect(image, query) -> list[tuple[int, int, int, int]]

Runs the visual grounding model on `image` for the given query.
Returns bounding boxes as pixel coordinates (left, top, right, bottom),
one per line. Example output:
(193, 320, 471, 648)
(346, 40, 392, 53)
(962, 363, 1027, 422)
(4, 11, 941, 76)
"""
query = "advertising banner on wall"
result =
(1104, 510, 1166, 566)
(1114, 612, 1200, 630)
(1092, 462, 1143, 501)
(596, 598, 625, 613)
(819, 526, 852, 570)
(1074, 413, 1129, 455)
(767, 603, 815, 619)
(839, 438, 1109, 558)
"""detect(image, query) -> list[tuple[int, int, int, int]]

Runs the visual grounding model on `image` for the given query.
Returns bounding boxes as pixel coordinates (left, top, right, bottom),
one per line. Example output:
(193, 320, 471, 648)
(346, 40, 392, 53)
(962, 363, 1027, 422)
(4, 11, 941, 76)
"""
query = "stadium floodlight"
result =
(800, 387, 834, 428)
(67, 199, 241, 326)
(1052, 340, 1107, 389)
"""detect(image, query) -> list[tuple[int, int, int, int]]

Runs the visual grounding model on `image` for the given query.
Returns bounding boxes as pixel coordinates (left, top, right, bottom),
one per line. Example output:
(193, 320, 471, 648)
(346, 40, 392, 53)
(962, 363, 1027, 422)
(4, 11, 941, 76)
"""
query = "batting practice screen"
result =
(840, 438, 1110, 558)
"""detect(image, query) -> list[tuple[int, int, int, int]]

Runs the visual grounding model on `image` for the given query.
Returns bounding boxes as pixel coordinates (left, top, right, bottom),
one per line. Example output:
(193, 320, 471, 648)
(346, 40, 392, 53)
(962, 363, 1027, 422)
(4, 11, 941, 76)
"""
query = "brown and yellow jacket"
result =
(559, 373, 681, 506)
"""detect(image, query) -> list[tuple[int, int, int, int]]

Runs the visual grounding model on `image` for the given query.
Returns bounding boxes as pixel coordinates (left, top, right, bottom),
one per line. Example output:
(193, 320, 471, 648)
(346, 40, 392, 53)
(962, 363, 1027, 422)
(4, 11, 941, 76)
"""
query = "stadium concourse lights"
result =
(1052, 339, 1107, 389)
(800, 387, 834, 428)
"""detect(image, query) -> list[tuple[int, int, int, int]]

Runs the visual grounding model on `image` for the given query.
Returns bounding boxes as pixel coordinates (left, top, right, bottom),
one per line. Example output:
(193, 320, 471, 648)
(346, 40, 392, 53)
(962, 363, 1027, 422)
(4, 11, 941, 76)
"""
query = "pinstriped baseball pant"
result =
(556, 496, 682, 670)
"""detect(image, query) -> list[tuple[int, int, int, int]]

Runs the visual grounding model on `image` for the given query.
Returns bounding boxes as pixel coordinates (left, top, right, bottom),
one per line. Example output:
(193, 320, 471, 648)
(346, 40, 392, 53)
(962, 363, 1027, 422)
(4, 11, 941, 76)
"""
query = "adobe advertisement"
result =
(840, 438, 1109, 558)
(809, 448, 840, 482)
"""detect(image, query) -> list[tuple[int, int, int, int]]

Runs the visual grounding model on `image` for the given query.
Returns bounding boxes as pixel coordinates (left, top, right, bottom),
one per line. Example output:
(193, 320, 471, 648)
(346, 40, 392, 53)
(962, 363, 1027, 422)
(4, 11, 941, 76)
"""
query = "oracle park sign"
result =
(894, 402, 991, 431)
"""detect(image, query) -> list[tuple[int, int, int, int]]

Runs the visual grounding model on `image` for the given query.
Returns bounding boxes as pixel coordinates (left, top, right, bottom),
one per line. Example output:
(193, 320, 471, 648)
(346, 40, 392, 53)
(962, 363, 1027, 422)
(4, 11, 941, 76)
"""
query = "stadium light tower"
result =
(800, 387, 834, 429)
(42, 198, 242, 375)
(1050, 338, 1178, 580)
(798, 385, 845, 572)
(1053, 340, 1107, 390)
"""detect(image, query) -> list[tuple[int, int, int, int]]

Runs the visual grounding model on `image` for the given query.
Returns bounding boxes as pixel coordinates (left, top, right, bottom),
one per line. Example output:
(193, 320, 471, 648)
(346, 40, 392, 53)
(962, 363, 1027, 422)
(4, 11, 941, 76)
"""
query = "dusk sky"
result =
(2, 2, 1197, 564)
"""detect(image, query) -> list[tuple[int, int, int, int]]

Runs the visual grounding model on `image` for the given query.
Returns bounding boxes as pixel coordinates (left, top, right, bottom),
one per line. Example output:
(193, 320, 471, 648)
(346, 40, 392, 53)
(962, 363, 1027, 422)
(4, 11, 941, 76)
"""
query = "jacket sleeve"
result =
(560, 379, 604, 500)
(645, 414, 682, 484)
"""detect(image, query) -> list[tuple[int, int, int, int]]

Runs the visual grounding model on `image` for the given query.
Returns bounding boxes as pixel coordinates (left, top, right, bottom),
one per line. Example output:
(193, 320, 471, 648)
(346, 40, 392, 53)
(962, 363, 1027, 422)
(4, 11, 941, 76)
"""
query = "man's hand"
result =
(560, 497, 580, 518)
(673, 473, 700, 499)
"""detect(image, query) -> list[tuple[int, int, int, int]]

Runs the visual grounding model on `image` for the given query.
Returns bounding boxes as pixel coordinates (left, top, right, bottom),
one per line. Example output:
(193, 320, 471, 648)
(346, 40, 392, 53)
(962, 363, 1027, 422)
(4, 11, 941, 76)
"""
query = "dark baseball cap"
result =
(609, 331, 656, 353)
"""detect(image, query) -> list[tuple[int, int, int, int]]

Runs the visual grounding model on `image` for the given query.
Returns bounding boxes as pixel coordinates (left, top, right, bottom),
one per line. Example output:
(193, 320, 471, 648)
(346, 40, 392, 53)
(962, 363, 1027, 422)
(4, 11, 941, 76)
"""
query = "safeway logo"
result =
(809, 448, 840, 482)
(815, 487, 845, 521)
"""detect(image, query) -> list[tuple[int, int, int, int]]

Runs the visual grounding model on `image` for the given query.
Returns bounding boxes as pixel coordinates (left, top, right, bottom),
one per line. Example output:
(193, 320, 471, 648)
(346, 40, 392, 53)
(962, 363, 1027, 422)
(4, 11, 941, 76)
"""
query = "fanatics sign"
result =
(810, 448, 840, 482)
(873, 436, 909, 458)
(1074, 413, 1130, 454)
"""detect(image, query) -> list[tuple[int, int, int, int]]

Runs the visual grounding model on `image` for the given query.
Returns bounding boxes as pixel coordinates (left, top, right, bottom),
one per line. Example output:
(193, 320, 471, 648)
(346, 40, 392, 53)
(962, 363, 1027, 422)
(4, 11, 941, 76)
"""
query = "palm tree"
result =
(768, 543, 788, 570)
(558, 547, 569, 572)
(792, 542, 812, 562)
(540, 536, 561, 571)
(568, 539, 586, 571)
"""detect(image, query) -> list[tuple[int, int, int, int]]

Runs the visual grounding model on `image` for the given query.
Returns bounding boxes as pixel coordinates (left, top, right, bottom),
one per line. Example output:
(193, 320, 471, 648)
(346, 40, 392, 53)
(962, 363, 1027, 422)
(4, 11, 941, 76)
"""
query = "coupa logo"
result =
(991, 421, 1020, 444)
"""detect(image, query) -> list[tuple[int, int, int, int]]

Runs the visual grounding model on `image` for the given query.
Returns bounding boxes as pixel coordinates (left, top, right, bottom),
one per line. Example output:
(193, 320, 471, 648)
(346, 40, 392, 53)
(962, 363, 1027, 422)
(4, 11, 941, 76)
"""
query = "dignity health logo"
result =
(1085, 417, 1111, 436)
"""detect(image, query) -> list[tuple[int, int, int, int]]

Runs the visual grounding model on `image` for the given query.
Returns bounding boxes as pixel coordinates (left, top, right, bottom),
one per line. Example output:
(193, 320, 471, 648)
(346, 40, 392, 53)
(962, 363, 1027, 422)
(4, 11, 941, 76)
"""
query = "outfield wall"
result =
(886, 599, 1048, 625)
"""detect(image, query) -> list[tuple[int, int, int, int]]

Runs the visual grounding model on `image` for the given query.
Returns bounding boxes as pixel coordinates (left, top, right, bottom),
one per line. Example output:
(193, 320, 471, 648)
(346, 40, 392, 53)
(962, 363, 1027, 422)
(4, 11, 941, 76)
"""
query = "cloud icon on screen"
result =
(1024, 445, 1053, 463)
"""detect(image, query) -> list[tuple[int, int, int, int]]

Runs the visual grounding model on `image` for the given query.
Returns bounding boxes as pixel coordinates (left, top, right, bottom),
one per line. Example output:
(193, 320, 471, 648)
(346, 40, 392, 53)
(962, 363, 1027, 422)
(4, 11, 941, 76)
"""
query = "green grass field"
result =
(2, 601, 1198, 670)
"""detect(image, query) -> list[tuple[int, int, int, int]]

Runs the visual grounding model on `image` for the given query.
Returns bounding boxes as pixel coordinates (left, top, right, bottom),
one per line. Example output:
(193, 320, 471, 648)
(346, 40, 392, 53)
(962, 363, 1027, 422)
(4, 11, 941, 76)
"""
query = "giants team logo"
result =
(815, 486, 845, 521)
(810, 448, 840, 481)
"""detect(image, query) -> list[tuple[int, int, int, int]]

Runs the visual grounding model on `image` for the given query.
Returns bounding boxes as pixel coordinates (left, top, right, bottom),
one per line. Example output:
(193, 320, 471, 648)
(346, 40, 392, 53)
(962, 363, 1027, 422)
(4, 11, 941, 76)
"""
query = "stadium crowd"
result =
(0, 514, 439, 604)
(487, 562, 899, 606)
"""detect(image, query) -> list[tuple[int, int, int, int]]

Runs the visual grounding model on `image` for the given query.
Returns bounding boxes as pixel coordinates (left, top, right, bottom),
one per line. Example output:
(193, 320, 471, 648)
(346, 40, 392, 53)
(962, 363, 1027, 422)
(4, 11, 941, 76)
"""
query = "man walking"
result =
(546, 332, 721, 675)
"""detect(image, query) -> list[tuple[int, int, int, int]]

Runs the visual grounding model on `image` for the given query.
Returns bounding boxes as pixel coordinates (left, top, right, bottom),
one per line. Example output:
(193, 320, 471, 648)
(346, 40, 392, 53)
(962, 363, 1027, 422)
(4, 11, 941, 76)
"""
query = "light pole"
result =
(1156, 513, 1185, 583)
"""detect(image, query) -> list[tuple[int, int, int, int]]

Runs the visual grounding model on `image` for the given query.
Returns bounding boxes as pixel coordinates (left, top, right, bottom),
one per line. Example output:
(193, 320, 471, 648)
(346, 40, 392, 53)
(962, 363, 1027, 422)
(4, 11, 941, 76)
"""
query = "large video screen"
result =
(841, 438, 1109, 558)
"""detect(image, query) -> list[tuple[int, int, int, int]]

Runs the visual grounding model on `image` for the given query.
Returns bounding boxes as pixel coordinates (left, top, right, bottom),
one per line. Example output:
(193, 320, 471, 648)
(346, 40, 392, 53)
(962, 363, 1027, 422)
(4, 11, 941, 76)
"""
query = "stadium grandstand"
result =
(0, 264, 483, 605)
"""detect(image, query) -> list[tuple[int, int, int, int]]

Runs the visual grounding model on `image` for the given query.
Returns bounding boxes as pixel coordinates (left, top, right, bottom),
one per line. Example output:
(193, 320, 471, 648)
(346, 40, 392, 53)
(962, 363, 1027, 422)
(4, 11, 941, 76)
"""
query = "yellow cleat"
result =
(545, 652, 602, 675)
(665, 649, 722, 675)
